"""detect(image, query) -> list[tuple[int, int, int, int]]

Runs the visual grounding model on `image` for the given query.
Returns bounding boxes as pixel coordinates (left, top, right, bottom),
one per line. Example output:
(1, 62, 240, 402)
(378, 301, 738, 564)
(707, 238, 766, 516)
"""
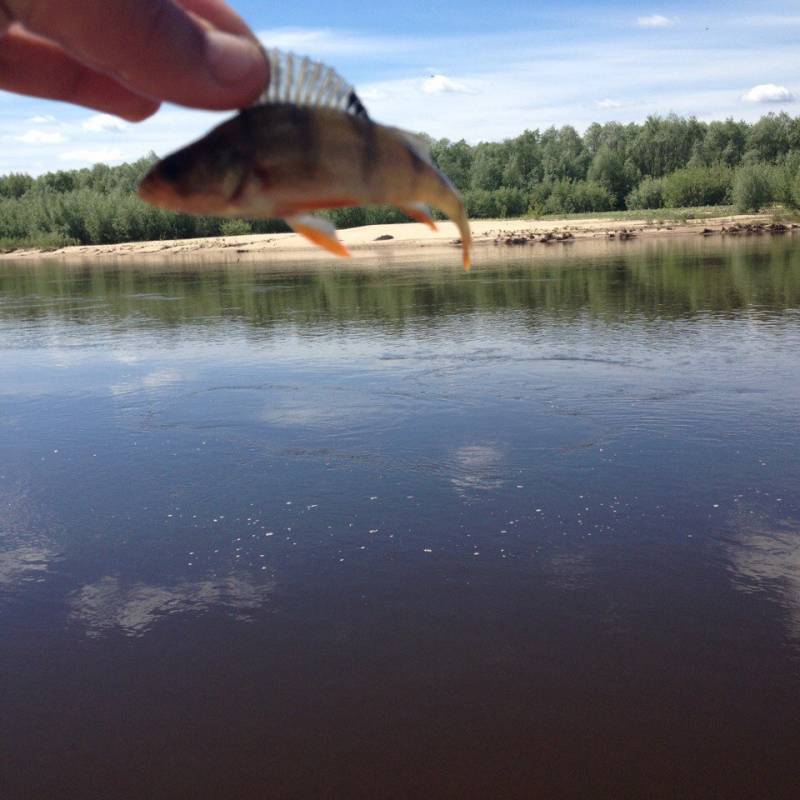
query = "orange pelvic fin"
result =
(286, 214, 350, 258)
(399, 203, 438, 231)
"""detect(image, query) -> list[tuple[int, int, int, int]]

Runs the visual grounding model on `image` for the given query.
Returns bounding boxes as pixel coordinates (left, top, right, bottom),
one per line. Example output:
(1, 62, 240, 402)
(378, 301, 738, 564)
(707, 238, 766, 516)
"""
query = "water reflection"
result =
(109, 368, 186, 396)
(0, 486, 60, 589)
(727, 514, 800, 638)
(1, 237, 800, 334)
(450, 444, 506, 493)
(69, 573, 275, 638)
(0, 544, 56, 588)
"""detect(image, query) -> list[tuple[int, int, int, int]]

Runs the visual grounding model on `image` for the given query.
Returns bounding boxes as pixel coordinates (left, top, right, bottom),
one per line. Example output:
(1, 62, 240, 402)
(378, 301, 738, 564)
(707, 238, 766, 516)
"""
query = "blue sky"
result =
(2, 0, 800, 175)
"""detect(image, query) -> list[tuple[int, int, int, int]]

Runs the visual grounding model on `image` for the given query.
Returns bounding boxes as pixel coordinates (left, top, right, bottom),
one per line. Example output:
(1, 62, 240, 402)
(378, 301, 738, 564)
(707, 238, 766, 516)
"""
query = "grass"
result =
(528, 205, 748, 223)
(768, 208, 800, 224)
(0, 232, 78, 253)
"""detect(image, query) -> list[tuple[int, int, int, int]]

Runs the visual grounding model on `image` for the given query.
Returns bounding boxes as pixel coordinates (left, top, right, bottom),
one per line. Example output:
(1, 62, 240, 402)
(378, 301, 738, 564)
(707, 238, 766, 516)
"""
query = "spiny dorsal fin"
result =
(255, 49, 370, 120)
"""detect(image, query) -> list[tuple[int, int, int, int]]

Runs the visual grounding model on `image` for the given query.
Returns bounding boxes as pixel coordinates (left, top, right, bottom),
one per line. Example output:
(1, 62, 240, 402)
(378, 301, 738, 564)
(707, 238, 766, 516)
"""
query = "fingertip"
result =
(120, 99, 162, 122)
(205, 29, 268, 100)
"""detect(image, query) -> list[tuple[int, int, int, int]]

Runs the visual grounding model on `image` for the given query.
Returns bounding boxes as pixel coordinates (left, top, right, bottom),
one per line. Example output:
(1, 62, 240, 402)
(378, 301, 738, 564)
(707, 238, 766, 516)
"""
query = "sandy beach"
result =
(1, 212, 790, 263)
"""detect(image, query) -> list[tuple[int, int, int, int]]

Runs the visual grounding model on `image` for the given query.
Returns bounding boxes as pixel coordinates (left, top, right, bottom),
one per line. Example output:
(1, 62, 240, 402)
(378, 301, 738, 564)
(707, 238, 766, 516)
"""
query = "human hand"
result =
(0, 0, 268, 121)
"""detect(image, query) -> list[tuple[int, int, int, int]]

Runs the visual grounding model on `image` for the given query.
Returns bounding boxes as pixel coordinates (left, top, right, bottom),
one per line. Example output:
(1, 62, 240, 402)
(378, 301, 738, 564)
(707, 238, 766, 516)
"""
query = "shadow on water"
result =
(1, 235, 800, 799)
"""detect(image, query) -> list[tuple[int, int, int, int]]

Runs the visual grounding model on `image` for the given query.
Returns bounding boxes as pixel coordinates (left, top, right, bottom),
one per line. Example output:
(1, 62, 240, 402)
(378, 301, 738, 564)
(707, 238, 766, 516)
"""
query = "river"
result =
(2, 236, 799, 798)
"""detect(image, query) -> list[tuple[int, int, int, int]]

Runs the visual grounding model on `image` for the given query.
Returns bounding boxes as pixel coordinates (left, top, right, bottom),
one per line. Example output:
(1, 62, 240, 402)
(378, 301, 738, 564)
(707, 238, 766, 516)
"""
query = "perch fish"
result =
(138, 49, 472, 268)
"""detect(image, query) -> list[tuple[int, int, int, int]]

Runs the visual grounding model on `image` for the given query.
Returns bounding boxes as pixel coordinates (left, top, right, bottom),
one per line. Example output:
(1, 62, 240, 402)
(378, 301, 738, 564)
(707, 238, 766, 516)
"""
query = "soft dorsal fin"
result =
(386, 127, 433, 164)
(255, 49, 370, 120)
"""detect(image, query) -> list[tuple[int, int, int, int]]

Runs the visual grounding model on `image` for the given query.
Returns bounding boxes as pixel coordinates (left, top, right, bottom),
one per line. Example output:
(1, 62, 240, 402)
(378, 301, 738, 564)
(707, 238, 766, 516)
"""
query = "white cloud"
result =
(742, 83, 795, 103)
(421, 73, 475, 95)
(258, 27, 409, 58)
(82, 113, 128, 133)
(594, 98, 622, 109)
(359, 86, 387, 102)
(594, 98, 640, 111)
(16, 129, 67, 145)
(59, 147, 124, 164)
(637, 14, 677, 28)
(27, 114, 56, 124)
(742, 15, 800, 27)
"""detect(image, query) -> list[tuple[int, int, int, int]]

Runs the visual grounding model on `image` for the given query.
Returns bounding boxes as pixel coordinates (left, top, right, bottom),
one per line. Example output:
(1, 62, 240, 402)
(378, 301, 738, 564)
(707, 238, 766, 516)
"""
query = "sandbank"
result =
(1, 212, 790, 264)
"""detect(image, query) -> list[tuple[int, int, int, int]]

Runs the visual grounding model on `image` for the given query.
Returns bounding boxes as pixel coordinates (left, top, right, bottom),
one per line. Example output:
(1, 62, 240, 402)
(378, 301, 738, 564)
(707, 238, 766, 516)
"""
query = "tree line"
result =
(2, 112, 800, 249)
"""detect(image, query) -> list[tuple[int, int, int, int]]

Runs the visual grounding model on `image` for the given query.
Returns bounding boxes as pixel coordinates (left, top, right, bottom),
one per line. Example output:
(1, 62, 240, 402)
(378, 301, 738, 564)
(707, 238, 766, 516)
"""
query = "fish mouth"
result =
(138, 162, 231, 216)
(137, 167, 204, 213)
(137, 169, 171, 207)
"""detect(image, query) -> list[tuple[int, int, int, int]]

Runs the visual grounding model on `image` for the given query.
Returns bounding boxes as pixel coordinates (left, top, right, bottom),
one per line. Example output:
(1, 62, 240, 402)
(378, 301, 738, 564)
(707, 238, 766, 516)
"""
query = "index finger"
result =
(4, 0, 268, 110)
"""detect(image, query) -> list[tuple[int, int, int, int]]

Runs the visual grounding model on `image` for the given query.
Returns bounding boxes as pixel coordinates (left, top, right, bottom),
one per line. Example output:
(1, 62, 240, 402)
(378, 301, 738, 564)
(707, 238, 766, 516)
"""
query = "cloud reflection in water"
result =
(450, 444, 506, 493)
(0, 486, 60, 590)
(68, 574, 275, 639)
(727, 515, 800, 638)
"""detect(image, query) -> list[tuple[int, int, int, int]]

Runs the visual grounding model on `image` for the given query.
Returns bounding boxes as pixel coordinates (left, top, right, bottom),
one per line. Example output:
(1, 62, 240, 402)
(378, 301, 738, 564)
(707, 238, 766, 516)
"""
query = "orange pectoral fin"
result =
(399, 203, 438, 231)
(286, 214, 350, 258)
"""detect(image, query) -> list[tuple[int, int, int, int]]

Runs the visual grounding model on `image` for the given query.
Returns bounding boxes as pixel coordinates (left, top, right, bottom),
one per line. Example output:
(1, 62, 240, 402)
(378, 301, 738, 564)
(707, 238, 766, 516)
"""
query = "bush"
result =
(543, 179, 613, 214)
(463, 187, 527, 218)
(766, 164, 797, 208)
(662, 166, 733, 207)
(464, 189, 498, 218)
(327, 207, 367, 229)
(626, 176, 666, 209)
(219, 219, 252, 236)
(365, 205, 415, 225)
(732, 164, 773, 212)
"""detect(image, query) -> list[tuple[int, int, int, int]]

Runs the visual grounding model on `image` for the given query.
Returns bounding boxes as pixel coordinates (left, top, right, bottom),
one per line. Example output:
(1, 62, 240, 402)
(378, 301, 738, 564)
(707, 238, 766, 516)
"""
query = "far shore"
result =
(1, 212, 794, 264)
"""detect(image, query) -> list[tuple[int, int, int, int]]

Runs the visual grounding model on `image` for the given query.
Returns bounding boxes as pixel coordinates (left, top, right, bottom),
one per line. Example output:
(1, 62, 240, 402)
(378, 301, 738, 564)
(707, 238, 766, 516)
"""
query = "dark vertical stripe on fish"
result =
(350, 116, 378, 189)
(288, 105, 318, 180)
(228, 111, 256, 203)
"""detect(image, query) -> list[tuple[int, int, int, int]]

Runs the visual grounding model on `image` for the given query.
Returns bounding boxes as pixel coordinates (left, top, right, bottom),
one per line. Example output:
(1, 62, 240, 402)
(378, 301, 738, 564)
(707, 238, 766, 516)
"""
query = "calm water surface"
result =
(2, 237, 800, 798)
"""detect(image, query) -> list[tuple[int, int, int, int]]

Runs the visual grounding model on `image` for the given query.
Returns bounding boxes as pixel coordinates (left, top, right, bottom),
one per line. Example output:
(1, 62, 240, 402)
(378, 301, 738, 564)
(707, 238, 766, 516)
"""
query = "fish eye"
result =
(158, 150, 192, 184)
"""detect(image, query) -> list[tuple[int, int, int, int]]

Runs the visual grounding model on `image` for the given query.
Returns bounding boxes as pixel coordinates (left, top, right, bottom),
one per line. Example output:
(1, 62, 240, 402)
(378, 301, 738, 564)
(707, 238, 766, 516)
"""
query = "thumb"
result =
(3, 0, 268, 110)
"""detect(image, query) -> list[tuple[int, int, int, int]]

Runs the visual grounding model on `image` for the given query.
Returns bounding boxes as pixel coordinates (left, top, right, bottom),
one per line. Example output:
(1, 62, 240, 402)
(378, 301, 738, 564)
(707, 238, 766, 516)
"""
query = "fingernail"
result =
(206, 29, 264, 86)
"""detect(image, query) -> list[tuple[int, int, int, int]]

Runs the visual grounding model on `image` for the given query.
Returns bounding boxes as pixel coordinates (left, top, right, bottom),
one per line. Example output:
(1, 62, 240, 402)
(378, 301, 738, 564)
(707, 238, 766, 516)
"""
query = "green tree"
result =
(732, 164, 773, 212)
(587, 144, 639, 208)
(540, 126, 589, 182)
(0, 173, 34, 199)
(470, 142, 508, 191)
(430, 139, 474, 192)
(747, 113, 795, 163)
(626, 176, 666, 209)
(662, 166, 733, 207)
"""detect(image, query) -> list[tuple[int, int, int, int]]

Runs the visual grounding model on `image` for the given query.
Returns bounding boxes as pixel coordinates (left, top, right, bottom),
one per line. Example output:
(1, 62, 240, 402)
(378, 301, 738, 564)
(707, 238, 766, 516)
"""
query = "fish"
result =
(138, 49, 472, 268)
